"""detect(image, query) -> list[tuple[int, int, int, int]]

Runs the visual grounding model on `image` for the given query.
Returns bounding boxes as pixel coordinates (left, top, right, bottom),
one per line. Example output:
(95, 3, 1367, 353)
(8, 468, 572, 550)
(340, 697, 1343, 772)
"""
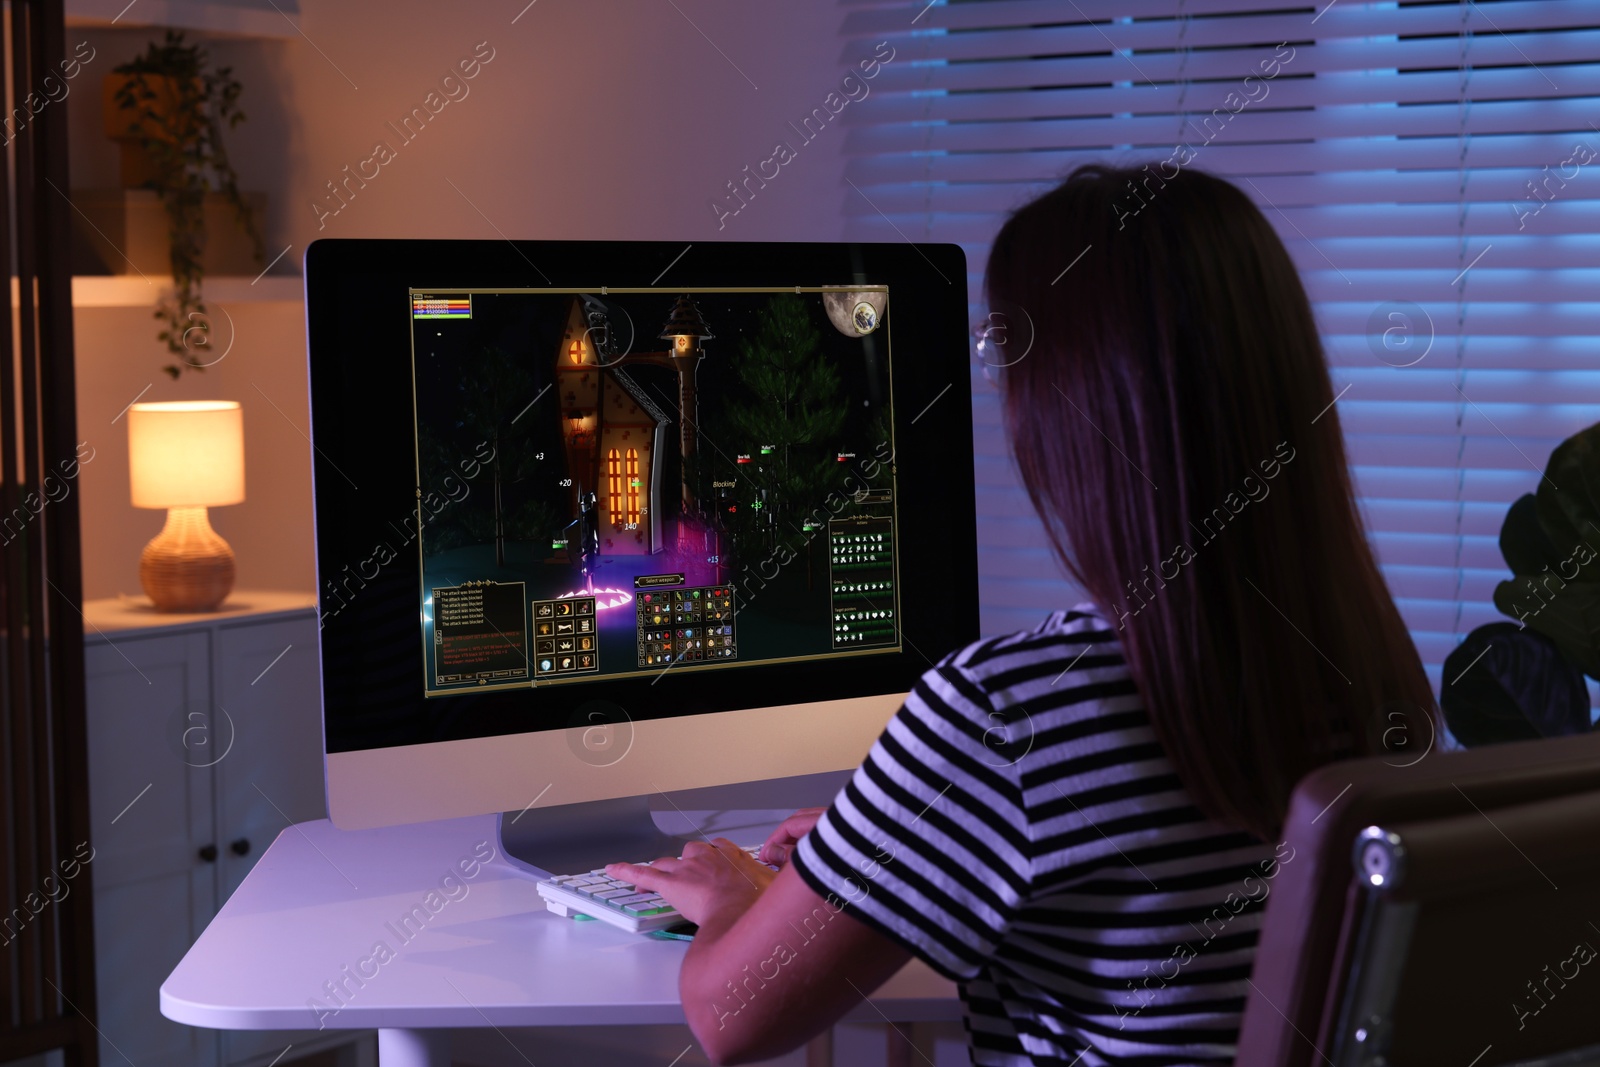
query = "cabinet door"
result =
(213, 614, 327, 905)
(212, 614, 331, 1067)
(85, 633, 219, 1067)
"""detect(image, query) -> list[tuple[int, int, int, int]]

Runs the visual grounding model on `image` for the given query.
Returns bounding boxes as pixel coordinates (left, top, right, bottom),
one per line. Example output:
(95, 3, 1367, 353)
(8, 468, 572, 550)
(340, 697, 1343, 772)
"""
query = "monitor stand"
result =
(497, 795, 686, 876)
(495, 769, 851, 876)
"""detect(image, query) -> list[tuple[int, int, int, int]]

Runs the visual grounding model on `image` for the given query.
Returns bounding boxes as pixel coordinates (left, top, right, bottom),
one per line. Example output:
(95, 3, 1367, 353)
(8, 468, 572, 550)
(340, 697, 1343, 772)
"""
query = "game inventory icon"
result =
(637, 585, 737, 667)
(532, 595, 600, 676)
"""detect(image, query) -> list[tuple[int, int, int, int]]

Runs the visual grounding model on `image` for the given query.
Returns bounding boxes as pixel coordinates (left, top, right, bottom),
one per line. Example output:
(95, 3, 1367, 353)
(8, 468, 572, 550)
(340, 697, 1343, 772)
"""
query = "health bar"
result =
(413, 296, 472, 319)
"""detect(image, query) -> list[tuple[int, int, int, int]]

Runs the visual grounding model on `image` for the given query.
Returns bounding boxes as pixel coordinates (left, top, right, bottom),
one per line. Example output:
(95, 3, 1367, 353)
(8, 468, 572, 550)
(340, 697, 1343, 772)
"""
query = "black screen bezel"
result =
(305, 238, 979, 755)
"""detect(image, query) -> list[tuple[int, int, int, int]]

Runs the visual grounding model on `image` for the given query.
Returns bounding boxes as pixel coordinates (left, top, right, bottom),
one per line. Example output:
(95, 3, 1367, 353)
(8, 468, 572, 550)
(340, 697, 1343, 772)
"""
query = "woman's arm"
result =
(609, 838, 911, 1065)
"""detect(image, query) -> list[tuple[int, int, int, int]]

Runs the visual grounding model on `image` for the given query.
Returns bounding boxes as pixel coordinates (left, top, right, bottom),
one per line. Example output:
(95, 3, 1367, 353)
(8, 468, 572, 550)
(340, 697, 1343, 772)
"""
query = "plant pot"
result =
(103, 72, 203, 188)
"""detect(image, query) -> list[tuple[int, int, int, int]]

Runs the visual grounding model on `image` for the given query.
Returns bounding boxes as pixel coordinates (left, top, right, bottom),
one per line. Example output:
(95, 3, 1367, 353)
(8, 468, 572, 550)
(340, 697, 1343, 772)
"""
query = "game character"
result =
(576, 490, 599, 586)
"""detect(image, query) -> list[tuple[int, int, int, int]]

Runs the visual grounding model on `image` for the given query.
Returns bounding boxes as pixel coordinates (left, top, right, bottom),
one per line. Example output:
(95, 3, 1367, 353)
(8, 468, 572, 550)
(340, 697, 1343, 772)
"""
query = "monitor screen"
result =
(306, 240, 975, 764)
(408, 287, 901, 696)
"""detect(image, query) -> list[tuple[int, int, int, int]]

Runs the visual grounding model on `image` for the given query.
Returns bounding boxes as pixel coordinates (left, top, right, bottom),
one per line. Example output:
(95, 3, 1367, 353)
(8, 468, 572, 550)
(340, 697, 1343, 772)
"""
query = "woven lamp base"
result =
(140, 505, 235, 612)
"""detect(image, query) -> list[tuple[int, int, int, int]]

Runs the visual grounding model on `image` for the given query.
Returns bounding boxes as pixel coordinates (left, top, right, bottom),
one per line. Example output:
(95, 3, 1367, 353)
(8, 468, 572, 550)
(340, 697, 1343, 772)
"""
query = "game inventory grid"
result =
(533, 596, 599, 677)
(427, 529, 901, 689)
(830, 516, 897, 649)
(637, 586, 737, 667)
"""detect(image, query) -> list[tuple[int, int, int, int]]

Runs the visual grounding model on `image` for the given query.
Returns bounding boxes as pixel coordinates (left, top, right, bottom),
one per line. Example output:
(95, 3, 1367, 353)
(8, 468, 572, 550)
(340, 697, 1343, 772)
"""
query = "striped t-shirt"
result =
(792, 605, 1288, 1066)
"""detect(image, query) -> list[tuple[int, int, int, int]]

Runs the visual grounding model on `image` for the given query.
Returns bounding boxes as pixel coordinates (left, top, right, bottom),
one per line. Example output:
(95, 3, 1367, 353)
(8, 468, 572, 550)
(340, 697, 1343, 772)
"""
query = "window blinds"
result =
(841, 0, 1600, 701)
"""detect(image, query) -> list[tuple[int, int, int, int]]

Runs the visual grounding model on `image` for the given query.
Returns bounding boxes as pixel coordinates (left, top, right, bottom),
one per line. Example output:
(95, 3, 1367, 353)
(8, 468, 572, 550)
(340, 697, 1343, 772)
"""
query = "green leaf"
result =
(1499, 493, 1567, 576)
(1493, 577, 1600, 678)
(1534, 420, 1600, 581)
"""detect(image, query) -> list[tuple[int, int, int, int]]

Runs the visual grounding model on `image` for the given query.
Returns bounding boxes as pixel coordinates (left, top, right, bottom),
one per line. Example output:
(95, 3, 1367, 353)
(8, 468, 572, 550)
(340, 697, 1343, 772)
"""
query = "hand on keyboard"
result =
(607, 837, 776, 928)
(757, 806, 827, 867)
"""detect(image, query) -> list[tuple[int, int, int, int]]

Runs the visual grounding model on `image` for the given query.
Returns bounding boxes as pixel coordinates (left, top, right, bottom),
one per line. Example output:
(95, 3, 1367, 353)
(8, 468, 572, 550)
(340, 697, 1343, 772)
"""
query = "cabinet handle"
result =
(198, 844, 218, 863)
(230, 838, 251, 857)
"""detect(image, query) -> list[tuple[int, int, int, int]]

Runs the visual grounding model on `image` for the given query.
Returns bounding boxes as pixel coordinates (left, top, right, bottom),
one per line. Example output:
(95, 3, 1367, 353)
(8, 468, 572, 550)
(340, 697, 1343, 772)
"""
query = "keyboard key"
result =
(624, 901, 675, 915)
(611, 893, 655, 907)
(594, 888, 632, 900)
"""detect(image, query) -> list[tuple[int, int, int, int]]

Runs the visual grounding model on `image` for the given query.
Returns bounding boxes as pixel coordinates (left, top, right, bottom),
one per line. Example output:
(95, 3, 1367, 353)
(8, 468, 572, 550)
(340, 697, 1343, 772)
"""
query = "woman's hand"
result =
(607, 838, 775, 929)
(758, 806, 828, 867)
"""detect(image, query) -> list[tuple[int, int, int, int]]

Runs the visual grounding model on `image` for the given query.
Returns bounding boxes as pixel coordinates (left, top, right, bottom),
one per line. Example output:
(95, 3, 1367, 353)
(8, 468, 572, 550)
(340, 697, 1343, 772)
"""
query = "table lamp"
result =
(128, 400, 244, 612)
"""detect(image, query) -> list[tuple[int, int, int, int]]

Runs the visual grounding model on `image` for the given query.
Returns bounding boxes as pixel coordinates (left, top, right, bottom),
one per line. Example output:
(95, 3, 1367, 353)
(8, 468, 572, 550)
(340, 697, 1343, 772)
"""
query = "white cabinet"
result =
(85, 630, 218, 1067)
(82, 591, 355, 1067)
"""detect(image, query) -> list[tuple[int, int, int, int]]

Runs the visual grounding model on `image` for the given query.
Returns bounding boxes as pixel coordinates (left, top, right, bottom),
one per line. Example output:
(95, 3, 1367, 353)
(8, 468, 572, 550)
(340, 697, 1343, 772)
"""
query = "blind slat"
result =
(854, 65, 1600, 124)
(844, 133, 1600, 184)
(845, 98, 1600, 154)
(861, 32, 1600, 90)
(841, 174, 1597, 216)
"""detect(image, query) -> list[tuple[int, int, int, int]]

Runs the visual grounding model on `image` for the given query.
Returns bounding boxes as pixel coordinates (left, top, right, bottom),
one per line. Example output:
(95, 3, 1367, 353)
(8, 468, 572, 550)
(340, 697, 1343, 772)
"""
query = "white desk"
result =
(161, 813, 960, 1066)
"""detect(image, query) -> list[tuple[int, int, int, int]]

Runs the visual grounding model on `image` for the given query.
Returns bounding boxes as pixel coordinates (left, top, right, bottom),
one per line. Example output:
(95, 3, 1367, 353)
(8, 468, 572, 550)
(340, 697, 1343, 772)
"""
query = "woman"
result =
(610, 165, 1433, 1066)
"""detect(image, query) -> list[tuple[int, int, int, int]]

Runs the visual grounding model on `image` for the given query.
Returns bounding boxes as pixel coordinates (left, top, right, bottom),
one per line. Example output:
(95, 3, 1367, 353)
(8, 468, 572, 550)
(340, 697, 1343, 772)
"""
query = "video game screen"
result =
(408, 286, 900, 696)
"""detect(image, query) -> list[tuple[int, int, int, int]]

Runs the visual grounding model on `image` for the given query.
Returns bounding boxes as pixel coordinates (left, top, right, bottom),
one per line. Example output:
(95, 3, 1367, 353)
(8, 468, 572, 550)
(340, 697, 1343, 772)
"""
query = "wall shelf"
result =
(29, 275, 303, 307)
(65, 0, 301, 40)
(74, 274, 303, 306)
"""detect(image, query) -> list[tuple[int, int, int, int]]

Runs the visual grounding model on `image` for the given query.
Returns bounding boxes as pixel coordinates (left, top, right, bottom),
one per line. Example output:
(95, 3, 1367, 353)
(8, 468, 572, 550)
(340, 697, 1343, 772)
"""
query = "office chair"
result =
(1237, 729, 1600, 1067)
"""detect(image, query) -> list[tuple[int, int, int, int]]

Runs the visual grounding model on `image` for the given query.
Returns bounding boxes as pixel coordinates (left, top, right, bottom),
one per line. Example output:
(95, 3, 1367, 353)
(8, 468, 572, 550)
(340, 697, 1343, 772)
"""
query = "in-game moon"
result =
(821, 288, 887, 337)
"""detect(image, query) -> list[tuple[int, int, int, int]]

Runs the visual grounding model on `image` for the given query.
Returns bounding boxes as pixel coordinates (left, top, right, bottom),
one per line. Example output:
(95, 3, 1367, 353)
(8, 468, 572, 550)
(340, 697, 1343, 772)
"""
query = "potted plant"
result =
(1441, 420, 1600, 744)
(105, 31, 263, 378)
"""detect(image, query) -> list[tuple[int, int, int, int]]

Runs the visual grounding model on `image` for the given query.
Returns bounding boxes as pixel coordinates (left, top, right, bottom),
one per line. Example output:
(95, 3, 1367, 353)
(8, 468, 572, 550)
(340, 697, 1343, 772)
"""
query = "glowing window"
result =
(626, 449, 640, 526)
(568, 339, 583, 364)
(607, 449, 621, 526)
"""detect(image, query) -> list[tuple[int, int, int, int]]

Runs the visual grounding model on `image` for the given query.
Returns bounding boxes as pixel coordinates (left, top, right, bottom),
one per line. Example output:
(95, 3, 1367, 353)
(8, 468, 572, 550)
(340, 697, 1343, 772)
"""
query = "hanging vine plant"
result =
(110, 31, 263, 378)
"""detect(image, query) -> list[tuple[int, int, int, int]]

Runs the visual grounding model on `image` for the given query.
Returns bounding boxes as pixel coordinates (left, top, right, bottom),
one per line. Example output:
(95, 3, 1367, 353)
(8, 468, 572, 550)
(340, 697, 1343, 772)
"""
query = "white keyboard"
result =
(536, 845, 766, 934)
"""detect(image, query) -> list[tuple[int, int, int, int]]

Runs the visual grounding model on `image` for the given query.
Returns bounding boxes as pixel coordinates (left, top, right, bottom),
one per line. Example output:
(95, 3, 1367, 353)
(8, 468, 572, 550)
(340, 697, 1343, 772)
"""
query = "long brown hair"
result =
(987, 164, 1433, 840)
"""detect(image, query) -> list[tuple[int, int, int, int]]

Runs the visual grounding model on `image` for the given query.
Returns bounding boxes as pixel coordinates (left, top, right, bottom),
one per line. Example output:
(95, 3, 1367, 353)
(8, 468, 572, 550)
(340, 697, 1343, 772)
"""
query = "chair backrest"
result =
(1237, 729, 1600, 1067)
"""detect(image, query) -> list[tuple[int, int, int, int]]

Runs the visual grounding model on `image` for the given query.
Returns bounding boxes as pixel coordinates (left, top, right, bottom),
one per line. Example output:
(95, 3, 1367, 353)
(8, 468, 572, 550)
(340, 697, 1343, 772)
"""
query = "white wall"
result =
(281, 0, 856, 248)
(72, 1, 865, 600)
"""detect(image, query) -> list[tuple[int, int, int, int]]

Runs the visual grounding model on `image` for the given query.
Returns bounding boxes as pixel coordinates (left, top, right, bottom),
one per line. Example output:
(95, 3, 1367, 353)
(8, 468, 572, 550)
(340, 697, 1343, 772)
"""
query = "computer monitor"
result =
(305, 239, 977, 870)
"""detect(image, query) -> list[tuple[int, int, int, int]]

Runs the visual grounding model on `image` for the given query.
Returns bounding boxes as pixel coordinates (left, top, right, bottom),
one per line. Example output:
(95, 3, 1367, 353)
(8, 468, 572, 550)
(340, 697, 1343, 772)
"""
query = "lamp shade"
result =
(128, 401, 245, 509)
